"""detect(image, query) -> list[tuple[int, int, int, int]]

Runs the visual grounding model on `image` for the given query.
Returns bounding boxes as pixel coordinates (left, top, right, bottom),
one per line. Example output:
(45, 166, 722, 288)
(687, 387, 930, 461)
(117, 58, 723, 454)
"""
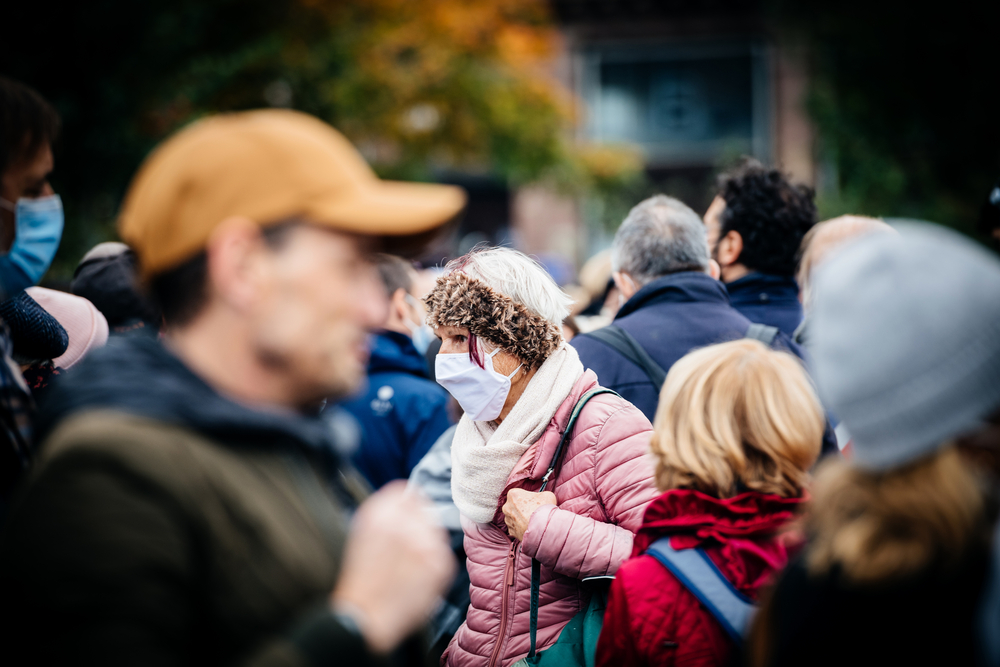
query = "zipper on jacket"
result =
(488, 539, 518, 667)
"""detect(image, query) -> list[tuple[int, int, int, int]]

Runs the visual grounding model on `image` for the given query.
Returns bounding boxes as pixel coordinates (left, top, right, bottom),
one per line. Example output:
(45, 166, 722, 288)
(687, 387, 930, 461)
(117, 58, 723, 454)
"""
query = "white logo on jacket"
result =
(371, 385, 394, 416)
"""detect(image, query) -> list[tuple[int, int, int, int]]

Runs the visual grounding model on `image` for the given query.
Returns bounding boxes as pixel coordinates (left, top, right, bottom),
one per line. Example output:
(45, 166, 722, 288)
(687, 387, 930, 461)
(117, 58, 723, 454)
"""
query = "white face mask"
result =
(435, 346, 522, 422)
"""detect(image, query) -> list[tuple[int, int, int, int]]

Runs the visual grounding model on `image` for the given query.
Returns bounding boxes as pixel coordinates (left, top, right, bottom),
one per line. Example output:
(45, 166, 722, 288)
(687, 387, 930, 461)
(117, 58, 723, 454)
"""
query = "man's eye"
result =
(455, 336, 466, 344)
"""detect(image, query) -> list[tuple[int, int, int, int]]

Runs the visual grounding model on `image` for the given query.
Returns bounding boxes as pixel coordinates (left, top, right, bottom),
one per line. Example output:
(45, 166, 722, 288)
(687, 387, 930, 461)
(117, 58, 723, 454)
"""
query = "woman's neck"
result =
(494, 365, 538, 425)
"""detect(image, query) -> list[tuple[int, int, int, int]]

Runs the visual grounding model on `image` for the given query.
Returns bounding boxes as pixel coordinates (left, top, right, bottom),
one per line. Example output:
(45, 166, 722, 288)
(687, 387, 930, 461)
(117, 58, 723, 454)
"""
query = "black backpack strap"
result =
(586, 325, 667, 390)
(538, 387, 619, 492)
(528, 387, 619, 658)
(529, 558, 542, 657)
(646, 537, 757, 646)
(744, 323, 779, 346)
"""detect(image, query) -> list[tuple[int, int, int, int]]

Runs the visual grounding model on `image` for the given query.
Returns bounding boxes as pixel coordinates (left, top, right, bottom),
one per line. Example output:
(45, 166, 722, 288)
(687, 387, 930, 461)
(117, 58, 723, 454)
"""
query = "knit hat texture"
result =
(424, 272, 561, 369)
(0, 291, 69, 362)
(811, 222, 1000, 470)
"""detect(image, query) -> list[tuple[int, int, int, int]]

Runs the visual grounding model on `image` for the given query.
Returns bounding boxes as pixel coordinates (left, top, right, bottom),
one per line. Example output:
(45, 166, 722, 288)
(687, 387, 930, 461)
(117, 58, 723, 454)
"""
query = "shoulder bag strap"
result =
(585, 325, 667, 389)
(645, 537, 757, 646)
(528, 386, 619, 658)
(744, 323, 779, 346)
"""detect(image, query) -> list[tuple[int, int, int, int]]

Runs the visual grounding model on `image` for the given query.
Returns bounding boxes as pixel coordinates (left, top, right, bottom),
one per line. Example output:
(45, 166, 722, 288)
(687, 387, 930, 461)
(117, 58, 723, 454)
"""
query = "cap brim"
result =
(306, 179, 466, 237)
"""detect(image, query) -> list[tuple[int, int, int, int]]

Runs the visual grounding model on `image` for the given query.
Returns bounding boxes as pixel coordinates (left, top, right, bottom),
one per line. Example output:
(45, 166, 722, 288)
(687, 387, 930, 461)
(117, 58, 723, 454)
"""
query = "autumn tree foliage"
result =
(307, 0, 573, 183)
(5, 0, 642, 276)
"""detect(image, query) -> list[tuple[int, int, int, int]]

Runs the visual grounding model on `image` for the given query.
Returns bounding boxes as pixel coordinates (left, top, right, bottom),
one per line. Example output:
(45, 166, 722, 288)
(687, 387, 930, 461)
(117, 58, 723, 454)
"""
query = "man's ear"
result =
(612, 271, 639, 300)
(707, 259, 722, 281)
(387, 287, 409, 327)
(204, 216, 267, 312)
(716, 230, 744, 268)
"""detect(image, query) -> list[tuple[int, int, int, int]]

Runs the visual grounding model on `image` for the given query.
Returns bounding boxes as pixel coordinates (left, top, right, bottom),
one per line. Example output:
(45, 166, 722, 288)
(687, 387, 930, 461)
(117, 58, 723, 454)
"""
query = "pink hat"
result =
(25, 287, 109, 369)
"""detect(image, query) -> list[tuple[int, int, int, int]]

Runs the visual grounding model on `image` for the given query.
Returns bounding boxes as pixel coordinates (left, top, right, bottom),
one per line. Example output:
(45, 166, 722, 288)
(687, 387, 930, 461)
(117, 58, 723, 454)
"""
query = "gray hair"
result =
(611, 195, 710, 286)
(446, 247, 573, 326)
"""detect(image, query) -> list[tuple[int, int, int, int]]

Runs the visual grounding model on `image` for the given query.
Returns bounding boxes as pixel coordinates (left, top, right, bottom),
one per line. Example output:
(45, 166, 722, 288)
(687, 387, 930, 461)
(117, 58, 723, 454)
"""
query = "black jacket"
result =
(752, 550, 990, 667)
(0, 336, 380, 667)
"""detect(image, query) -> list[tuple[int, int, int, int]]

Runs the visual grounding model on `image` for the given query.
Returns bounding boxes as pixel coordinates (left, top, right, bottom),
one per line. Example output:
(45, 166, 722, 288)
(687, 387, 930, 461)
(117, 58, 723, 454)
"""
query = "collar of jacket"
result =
(367, 330, 429, 378)
(38, 335, 340, 463)
(490, 369, 601, 526)
(615, 271, 731, 320)
(725, 272, 800, 306)
(633, 488, 806, 555)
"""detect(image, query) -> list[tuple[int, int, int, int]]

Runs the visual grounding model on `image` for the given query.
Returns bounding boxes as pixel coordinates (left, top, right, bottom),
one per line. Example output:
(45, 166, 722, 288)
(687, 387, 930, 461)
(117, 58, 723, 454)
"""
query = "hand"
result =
(502, 488, 557, 541)
(331, 482, 456, 654)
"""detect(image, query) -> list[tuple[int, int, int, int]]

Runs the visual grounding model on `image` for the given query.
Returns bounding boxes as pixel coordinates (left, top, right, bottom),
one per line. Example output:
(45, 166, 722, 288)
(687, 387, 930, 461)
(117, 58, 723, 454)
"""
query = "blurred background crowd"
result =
(4, 0, 999, 280)
(1, 1, 1000, 666)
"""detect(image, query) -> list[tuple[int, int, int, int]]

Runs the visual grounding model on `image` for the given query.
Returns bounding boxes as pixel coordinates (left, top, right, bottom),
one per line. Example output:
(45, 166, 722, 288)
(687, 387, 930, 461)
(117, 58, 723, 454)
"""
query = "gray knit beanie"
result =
(811, 222, 1000, 470)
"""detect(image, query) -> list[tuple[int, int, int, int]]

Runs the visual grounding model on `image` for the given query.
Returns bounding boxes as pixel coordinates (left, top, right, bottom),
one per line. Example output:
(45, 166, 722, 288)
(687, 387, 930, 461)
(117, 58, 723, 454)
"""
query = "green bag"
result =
(512, 578, 610, 667)
(513, 388, 618, 667)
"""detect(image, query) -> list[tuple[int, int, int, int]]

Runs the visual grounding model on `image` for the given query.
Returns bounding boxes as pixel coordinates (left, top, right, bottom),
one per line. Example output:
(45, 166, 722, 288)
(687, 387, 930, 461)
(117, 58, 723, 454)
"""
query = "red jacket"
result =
(595, 489, 805, 667)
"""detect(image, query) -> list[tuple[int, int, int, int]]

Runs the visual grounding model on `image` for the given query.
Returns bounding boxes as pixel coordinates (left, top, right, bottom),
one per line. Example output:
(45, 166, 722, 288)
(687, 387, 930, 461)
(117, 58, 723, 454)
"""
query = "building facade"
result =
(511, 0, 816, 269)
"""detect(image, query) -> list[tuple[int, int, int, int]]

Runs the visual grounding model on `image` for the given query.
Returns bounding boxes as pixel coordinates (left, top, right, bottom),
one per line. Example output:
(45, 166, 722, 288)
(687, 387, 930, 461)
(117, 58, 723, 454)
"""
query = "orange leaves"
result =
(575, 145, 646, 183)
(299, 0, 569, 180)
(281, 0, 641, 197)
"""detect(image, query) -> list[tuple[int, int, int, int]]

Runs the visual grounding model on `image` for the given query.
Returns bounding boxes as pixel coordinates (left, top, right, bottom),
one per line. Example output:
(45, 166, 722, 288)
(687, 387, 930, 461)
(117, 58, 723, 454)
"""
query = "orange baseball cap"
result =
(118, 109, 466, 280)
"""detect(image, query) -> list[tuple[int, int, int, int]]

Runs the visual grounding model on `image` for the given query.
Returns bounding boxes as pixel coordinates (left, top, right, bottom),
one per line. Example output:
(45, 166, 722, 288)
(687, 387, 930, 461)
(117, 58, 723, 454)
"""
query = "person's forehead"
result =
(435, 324, 468, 336)
(283, 223, 376, 254)
(32, 143, 53, 171)
(8, 142, 53, 181)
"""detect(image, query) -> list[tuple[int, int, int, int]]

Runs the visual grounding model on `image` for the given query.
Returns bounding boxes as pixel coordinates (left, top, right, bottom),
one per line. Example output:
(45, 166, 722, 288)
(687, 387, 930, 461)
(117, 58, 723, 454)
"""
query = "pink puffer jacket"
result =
(444, 370, 658, 667)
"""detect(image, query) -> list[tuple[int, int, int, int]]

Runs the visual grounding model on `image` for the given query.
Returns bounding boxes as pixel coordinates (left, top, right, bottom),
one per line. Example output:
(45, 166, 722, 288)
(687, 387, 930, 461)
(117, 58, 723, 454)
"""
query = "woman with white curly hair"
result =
(424, 247, 657, 667)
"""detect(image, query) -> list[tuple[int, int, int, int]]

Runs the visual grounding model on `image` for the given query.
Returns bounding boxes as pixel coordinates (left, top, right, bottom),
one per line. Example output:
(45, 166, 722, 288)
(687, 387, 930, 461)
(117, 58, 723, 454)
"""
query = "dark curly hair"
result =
(716, 158, 817, 276)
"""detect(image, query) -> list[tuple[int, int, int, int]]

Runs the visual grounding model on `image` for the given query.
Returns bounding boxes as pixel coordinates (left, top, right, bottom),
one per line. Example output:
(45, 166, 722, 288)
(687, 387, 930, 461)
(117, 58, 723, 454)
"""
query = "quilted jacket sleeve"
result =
(521, 403, 657, 580)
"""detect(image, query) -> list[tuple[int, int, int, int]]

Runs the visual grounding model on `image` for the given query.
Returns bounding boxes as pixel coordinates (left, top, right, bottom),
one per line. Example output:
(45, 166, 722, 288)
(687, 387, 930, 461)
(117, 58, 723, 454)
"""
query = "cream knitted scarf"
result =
(451, 343, 585, 524)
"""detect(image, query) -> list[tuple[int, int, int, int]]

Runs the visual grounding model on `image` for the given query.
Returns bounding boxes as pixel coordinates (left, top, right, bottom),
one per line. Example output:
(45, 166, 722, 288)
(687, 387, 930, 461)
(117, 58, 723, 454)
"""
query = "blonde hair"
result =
(805, 447, 988, 584)
(796, 215, 895, 306)
(651, 339, 824, 498)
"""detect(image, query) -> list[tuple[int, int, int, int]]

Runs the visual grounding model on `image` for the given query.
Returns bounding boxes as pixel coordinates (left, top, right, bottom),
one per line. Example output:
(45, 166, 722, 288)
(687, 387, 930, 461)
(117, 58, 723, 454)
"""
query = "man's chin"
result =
(317, 363, 366, 403)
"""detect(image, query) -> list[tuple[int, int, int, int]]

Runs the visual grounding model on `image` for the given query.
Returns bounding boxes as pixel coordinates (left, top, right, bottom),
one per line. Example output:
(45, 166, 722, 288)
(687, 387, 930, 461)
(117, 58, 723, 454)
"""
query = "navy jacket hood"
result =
(573, 270, 835, 455)
(339, 331, 451, 489)
(574, 271, 771, 420)
(367, 330, 430, 378)
(725, 272, 803, 337)
(616, 271, 733, 318)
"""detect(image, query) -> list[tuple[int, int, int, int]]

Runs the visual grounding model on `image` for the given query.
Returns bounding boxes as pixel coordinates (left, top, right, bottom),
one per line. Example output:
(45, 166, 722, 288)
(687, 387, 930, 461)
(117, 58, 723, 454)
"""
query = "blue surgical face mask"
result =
(410, 323, 436, 355)
(0, 194, 65, 293)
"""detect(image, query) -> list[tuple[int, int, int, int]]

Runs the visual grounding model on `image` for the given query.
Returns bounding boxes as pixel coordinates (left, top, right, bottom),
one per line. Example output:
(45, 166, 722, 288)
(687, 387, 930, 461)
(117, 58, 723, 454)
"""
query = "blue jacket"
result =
(572, 271, 802, 422)
(341, 331, 452, 489)
(726, 272, 803, 337)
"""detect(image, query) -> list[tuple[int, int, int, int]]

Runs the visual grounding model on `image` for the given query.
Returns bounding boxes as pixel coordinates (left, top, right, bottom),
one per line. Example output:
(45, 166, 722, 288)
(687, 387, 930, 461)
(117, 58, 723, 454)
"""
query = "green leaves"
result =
(10, 0, 647, 280)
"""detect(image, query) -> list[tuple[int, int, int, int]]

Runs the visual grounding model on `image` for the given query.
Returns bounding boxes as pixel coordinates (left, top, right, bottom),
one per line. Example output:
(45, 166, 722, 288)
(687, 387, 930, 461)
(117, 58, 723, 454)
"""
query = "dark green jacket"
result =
(0, 337, 380, 667)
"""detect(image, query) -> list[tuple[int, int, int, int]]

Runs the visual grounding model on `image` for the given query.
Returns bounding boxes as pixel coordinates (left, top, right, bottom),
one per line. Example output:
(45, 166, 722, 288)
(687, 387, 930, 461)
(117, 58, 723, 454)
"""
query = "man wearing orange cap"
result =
(0, 110, 466, 666)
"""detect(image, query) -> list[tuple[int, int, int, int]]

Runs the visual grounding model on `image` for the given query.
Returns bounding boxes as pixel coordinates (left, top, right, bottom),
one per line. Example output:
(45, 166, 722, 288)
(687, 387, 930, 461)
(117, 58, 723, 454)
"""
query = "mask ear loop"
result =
(485, 346, 523, 380)
(403, 293, 424, 318)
